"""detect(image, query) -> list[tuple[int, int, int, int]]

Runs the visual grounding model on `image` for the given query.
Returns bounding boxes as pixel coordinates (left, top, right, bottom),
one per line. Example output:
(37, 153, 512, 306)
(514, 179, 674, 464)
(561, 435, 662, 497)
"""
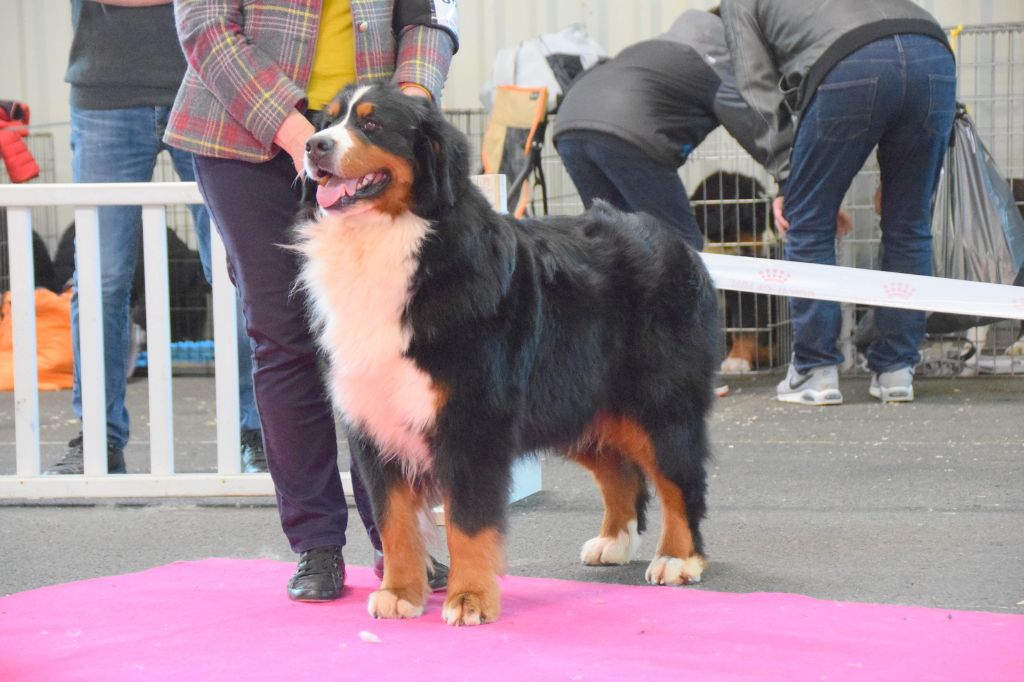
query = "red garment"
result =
(0, 100, 40, 183)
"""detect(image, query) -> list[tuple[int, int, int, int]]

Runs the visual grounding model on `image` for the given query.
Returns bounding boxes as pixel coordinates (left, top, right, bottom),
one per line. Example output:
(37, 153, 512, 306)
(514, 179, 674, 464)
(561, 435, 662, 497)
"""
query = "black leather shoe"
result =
(372, 550, 449, 592)
(428, 556, 449, 592)
(287, 546, 345, 601)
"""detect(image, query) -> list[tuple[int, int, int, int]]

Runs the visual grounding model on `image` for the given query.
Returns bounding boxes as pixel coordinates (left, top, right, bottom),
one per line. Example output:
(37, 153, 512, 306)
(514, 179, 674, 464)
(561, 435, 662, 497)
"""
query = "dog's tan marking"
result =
(442, 509, 503, 626)
(339, 138, 414, 217)
(433, 382, 450, 415)
(589, 414, 703, 583)
(368, 483, 428, 619)
(356, 102, 376, 119)
(569, 447, 643, 564)
(722, 332, 774, 373)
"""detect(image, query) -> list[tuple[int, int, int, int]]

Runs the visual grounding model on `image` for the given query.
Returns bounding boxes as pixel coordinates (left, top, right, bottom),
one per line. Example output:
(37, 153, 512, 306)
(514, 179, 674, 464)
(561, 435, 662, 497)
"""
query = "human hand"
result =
(399, 83, 432, 100)
(773, 195, 789, 234)
(773, 196, 854, 240)
(273, 111, 316, 177)
(836, 209, 853, 240)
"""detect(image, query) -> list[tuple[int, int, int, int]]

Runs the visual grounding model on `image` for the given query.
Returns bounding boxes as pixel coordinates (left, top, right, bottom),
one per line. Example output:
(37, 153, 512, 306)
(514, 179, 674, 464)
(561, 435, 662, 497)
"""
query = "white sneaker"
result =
(870, 367, 914, 403)
(776, 364, 843, 405)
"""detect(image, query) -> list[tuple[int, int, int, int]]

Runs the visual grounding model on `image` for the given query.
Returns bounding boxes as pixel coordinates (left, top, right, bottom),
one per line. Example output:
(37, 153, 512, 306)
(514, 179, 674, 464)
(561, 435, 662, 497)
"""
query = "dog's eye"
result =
(359, 118, 381, 134)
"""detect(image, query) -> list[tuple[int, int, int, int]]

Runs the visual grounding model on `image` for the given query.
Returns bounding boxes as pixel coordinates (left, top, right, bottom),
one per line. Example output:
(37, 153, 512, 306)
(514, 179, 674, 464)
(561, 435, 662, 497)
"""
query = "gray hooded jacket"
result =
(721, 0, 950, 186)
(554, 10, 769, 170)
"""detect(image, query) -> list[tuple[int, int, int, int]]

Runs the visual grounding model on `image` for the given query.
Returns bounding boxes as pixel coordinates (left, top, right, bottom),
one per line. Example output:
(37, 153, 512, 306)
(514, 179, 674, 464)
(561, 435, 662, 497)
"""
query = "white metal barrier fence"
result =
(1, 180, 1022, 501)
(0, 182, 269, 498)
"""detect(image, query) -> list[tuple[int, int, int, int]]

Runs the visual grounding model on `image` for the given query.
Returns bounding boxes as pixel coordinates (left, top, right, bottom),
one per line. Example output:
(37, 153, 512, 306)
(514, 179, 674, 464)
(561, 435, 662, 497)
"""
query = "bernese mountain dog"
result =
(691, 171, 779, 373)
(296, 84, 720, 626)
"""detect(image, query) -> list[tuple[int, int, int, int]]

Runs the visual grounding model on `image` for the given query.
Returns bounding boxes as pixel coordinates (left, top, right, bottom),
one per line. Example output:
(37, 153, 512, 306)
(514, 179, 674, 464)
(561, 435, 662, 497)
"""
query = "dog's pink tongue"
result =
(316, 177, 359, 209)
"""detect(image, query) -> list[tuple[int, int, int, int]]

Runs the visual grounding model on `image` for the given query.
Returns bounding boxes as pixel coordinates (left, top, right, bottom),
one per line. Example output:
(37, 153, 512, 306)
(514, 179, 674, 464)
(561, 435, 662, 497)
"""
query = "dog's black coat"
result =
(309, 84, 720, 573)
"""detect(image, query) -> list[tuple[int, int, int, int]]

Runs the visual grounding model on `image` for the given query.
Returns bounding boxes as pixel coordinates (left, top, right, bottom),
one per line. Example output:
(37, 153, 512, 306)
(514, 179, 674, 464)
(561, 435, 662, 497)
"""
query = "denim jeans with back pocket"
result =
(782, 34, 956, 375)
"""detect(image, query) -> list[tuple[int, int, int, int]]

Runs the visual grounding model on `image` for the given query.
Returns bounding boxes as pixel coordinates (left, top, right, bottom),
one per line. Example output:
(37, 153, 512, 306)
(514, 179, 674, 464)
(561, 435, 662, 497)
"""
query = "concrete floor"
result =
(1, 372, 1022, 614)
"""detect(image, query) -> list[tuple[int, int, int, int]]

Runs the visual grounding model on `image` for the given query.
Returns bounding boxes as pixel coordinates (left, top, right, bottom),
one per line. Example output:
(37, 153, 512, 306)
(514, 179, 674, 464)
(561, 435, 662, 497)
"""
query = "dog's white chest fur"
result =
(298, 209, 436, 475)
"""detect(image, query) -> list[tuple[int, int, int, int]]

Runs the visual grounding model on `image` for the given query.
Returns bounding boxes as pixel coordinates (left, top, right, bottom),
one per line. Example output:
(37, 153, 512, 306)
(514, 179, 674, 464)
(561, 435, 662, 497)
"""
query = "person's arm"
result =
(391, 0, 459, 102)
(174, 0, 308, 159)
(720, 0, 794, 188)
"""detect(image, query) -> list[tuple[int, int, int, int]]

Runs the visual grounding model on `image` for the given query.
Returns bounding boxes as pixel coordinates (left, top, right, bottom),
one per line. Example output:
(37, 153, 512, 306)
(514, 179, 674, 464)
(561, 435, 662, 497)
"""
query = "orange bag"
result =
(0, 289, 74, 391)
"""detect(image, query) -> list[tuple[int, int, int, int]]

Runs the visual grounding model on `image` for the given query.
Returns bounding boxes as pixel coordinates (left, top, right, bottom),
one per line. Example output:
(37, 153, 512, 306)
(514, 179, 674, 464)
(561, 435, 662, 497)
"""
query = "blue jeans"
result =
(70, 106, 260, 449)
(556, 131, 703, 250)
(783, 34, 956, 374)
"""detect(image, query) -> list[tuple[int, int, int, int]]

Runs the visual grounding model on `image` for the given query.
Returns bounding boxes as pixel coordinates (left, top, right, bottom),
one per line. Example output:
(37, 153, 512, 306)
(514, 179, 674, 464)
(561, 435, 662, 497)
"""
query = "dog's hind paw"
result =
(720, 356, 753, 374)
(368, 589, 425, 619)
(645, 555, 705, 586)
(580, 522, 640, 565)
(442, 590, 500, 626)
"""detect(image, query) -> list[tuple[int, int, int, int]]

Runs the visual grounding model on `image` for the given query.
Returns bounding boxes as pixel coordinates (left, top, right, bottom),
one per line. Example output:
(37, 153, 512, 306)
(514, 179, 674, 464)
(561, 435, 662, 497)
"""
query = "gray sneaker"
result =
(43, 433, 126, 475)
(776, 364, 843, 405)
(870, 367, 914, 403)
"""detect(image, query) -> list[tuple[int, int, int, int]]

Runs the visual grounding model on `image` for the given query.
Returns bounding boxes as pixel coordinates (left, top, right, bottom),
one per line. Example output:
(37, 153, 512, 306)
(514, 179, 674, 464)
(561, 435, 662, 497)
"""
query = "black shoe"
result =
(287, 546, 345, 602)
(240, 429, 267, 473)
(373, 550, 449, 592)
(43, 433, 126, 475)
(428, 556, 449, 592)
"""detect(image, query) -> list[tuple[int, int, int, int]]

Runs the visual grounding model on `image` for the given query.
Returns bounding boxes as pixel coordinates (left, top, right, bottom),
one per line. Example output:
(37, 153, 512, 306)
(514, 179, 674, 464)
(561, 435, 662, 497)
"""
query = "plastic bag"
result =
(931, 105, 1024, 285)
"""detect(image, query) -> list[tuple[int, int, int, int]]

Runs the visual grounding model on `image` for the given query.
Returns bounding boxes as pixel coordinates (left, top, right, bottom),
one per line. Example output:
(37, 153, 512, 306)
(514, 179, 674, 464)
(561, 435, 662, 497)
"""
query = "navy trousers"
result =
(193, 151, 380, 555)
(556, 131, 703, 250)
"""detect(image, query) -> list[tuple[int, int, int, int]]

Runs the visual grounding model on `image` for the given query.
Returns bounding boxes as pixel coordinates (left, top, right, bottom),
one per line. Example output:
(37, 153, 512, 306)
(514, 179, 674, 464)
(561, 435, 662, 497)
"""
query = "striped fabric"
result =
(165, 0, 457, 162)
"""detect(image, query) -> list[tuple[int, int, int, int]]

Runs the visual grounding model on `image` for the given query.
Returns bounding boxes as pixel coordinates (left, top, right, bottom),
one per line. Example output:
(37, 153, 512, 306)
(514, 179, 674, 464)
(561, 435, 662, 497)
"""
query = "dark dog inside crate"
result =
(691, 171, 779, 372)
(53, 223, 210, 344)
(0, 211, 57, 292)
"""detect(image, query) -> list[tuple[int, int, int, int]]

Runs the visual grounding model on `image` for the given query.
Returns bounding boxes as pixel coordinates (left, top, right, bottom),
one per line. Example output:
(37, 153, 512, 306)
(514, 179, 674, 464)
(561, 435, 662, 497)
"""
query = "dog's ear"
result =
(411, 100, 468, 216)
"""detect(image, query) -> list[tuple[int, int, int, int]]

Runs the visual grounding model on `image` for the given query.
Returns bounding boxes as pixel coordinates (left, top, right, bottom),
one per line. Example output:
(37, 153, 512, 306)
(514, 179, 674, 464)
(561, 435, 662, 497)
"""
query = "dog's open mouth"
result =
(314, 169, 391, 211)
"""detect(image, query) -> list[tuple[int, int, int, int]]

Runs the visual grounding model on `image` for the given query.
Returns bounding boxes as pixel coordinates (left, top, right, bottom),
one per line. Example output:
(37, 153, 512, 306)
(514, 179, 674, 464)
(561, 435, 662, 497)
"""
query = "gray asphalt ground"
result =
(1, 372, 1021, 615)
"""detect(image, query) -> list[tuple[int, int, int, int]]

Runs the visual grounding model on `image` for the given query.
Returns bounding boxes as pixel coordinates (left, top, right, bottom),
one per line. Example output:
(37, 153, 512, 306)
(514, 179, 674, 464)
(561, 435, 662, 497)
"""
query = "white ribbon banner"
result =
(702, 253, 1024, 321)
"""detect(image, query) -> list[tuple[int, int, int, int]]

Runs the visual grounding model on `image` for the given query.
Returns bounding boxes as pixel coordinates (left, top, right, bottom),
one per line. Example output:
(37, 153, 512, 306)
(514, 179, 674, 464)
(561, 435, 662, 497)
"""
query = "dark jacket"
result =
(553, 10, 768, 170)
(721, 0, 950, 185)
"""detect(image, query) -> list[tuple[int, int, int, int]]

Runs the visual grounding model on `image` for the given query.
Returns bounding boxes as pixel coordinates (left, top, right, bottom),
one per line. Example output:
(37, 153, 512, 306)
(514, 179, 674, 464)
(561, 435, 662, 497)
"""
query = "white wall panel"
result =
(0, 0, 1022, 183)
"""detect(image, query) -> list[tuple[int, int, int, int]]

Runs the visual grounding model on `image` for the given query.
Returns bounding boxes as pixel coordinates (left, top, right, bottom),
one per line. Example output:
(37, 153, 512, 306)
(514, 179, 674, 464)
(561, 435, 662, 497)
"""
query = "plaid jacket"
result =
(165, 0, 457, 162)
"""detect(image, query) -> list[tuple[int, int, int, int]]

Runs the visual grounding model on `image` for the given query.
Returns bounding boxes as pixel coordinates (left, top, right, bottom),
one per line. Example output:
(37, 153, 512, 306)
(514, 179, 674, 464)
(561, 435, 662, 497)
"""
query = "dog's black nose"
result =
(305, 132, 335, 163)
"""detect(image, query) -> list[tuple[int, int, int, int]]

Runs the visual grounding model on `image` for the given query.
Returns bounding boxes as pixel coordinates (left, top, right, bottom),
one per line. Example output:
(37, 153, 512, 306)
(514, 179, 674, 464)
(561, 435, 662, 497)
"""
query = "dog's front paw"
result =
(441, 589, 500, 626)
(580, 523, 640, 565)
(720, 356, 752, 374)
(367, 588, 425, 619)
(645, 554, 705, 586)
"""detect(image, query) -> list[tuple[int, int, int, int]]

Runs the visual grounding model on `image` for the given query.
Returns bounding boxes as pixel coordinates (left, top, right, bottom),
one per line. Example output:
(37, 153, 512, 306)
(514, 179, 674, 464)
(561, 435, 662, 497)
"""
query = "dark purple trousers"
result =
(193, 151, 380, 555)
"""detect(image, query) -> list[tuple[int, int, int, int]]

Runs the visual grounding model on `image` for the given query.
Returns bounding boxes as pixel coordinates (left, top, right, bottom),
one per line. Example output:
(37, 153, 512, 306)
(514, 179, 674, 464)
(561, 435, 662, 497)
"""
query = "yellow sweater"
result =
(307, 0, 356, 111)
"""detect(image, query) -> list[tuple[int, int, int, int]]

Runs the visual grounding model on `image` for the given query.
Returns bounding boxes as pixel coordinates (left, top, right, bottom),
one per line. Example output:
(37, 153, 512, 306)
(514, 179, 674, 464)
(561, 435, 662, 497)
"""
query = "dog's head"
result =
(304, 83, 469, 219)
(691, 171, 774, 248)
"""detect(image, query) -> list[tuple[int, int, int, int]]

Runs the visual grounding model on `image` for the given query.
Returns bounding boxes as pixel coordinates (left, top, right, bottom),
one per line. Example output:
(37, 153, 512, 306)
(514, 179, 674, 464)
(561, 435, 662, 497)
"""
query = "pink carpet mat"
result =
(1, 558, 1021, 681)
